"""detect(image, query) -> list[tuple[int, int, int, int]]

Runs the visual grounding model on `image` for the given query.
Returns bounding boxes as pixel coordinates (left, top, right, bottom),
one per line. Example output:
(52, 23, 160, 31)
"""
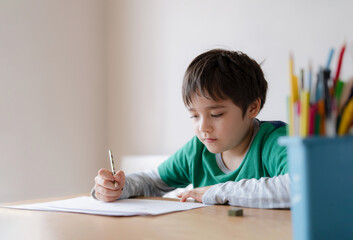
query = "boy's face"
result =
(187, 95, 256, 154)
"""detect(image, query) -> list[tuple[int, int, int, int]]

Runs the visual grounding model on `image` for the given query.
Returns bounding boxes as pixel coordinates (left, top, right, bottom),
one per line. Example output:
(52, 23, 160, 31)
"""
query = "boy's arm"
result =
(91, 168, 176, 200)
(91, 136, 195, 200)
(202, 173, 290, 209)
(199, 123, 289, 209)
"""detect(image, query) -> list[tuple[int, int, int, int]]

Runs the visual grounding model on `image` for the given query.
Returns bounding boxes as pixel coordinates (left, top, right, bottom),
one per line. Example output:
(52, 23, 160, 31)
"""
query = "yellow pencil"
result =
(338, 98, 353, 135)
(300, 90, 310, 137)
(289, 54, 299, 136)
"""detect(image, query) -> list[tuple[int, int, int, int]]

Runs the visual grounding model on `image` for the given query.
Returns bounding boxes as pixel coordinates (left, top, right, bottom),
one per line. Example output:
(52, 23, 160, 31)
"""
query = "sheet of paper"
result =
(3, 197, 208, 216)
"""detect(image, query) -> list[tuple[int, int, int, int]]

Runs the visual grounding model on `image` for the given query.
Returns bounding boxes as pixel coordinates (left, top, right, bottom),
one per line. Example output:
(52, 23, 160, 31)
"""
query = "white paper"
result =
(3, 197, 207, 216)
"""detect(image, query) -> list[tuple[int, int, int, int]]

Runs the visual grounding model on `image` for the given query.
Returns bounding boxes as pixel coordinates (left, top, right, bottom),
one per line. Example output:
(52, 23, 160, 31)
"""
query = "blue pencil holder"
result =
(279, 136, 353, 240)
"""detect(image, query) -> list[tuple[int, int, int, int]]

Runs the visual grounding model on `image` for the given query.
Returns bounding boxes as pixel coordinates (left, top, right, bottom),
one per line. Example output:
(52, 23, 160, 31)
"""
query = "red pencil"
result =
(309, 104, 317, 135)
(333, 43, 346, 87)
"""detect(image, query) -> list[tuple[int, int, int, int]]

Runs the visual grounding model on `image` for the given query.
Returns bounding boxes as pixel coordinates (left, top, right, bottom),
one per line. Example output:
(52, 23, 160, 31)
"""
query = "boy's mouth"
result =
(204, 138, 217, 143)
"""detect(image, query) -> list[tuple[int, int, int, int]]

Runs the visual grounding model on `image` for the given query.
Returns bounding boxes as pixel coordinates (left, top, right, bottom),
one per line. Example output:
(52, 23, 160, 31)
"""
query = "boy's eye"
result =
(190, 115, 199, 119)
(211, 113, 223, 118)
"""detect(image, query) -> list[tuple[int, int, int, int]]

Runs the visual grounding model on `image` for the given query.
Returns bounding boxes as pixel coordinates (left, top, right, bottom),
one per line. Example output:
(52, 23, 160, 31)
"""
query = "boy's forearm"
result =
(202, 173, 291, 209)
(123, 169, 177, 198)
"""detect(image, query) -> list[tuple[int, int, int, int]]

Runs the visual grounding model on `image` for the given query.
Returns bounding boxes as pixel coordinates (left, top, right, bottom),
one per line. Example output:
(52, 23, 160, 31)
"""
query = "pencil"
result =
(333, 43, 346, 87)
(326, 48, 334, 70)
(109, 149, 119, 188)
(309, 104, 317, 135)
(338, 98, 353, 135)
(289, 54, 299, 136)
(300, 91, 310, 137)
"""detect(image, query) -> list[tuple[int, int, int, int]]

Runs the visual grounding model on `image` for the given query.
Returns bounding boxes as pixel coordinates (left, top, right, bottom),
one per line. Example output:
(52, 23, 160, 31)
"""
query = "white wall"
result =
(108, 0, 353, 161)
(1, 0, 353, 202)
(0, 0, 107, 202)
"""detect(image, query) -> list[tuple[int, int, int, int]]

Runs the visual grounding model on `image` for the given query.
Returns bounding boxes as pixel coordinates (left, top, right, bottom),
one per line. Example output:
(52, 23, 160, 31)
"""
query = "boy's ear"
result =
(247, 98, 261, 118)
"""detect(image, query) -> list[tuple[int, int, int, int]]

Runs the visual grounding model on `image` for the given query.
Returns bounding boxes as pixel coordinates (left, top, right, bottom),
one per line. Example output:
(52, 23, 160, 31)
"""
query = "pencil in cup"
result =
(109, 149, 119, 188)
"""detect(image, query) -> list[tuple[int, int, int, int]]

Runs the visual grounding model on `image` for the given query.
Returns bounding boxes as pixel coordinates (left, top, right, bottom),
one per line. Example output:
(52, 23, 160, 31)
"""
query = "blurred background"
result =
(1, 0, 353, 202)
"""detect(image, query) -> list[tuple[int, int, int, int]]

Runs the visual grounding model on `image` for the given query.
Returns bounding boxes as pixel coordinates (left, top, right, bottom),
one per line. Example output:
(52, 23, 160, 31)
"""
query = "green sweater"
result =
(158, 120, 288, 188)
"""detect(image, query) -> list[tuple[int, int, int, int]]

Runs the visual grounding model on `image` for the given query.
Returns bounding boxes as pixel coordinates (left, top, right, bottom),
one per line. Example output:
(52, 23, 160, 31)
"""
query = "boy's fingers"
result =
(177, 191, 186, 199)
(95, 192, 118, 202)
(95, 184, 119, 197)
(114, 171, 125, 189)
(114, 170, 125, 181)
(98, 168, 115, 181)
(95, 176, 117, 190)
(179, 191, 190, 202)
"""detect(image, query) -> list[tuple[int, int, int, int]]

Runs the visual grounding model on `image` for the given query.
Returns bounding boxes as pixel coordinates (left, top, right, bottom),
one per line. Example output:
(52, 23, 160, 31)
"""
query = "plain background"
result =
(1, 0, 353, 202)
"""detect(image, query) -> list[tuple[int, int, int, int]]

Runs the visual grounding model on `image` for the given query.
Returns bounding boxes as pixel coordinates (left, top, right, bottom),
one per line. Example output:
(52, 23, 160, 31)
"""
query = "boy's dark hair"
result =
(182, 49, 268, 117)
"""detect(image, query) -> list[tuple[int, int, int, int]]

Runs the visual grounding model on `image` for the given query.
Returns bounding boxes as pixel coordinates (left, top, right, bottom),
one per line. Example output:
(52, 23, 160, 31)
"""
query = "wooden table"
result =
(0, 194, 292, 240)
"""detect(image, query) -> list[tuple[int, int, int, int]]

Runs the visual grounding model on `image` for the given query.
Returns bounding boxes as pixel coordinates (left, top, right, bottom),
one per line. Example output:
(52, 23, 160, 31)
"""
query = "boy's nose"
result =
(199, 118, 212, 133)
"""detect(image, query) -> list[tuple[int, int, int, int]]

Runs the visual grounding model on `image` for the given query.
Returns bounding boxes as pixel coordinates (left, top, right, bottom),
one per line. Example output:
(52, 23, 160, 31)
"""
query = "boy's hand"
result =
(177, 186, 212, 203)
(94, 168, 125, 202)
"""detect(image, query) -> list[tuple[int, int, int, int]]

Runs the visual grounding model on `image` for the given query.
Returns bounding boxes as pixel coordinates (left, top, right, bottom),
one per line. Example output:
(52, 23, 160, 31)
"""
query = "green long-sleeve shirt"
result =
(158, 120, 288, 188)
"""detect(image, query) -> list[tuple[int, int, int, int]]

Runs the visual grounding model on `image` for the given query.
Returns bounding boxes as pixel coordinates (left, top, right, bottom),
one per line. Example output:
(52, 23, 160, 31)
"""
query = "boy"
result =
(91, 49, 290, 208)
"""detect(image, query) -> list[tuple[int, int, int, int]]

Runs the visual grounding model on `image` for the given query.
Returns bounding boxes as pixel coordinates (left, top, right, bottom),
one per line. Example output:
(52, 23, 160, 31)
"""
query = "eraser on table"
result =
(228, 207, 243, 216)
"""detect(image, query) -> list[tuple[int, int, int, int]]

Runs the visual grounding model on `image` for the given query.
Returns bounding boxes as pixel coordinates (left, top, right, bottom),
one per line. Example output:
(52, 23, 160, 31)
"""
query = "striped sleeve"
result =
(202, 173, 291, 209)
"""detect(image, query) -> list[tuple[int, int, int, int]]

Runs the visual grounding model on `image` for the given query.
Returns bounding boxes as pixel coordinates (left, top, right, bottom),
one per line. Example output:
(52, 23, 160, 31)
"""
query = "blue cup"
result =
(279, 136, 353, 240)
